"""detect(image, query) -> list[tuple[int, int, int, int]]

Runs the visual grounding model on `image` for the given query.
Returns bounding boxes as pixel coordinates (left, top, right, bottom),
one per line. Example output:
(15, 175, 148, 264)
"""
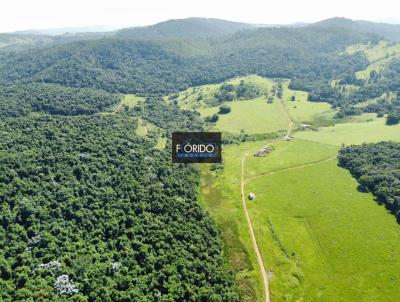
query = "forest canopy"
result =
(0, 84, 119, 117)
(0, 115, 239, 301)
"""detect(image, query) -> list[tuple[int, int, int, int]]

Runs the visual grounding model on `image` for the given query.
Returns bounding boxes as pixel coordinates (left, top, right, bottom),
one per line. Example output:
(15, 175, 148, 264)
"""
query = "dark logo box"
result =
(172, 132, 222, 163)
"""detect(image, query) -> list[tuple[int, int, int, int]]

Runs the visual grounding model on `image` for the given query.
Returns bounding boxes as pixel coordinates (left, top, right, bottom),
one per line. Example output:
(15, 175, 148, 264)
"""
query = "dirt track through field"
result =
(240, 153, 271, 302)
(238, 96, 338, 302)
(244, 155, 337, 184)
(282, 98, 294, 140)
(285, 120, 293, 140)
(240, 130, 336, 302)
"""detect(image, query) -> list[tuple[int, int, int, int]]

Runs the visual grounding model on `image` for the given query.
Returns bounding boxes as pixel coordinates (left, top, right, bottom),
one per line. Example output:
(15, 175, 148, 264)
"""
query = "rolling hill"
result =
(0, 18, 375, 94)
(116, 17, 256, 39)
(312, 17, 400, 41)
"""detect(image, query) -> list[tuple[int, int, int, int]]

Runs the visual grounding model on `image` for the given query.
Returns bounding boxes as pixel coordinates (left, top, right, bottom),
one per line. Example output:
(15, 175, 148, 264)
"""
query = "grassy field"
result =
(295, 117, 400, 146)
(200, 139, 337, 301)
(201, 137, 400, 301)
(135, 118, 148, 136)
(244, 139, 338, 179)
(202, 97, 290, 134)
(246, 155, 400, 301)
(120, 94, 145, 108)
(283, 86, 333, 124)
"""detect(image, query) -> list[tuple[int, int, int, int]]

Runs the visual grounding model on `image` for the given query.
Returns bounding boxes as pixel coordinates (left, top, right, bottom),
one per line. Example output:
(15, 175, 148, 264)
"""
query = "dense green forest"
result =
(0, 115, 238, 301)
(0, 84, 119, 117)
(339, 142, 400, 220)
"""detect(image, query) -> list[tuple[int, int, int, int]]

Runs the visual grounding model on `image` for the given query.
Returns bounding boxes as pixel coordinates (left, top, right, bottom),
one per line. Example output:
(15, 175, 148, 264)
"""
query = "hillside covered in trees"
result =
(291, 53, 400, 123)
(0, 19, 376, 95)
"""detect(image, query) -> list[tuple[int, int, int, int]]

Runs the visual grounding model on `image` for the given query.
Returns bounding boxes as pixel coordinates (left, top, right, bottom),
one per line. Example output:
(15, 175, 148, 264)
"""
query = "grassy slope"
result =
(120, 94, 145, 107)
(244, 139, 338, 179)
(135, 118, 148, 136)
(346, 40, 400, 80)
(199, 139, 337, 302)
(203, 97, 290, 134)
(283, 83, 333, 124)
(177, 75, 334, 134)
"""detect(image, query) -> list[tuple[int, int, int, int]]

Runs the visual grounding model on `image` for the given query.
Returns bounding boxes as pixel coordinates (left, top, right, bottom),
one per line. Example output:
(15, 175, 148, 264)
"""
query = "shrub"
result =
(219, 104, 231, 114)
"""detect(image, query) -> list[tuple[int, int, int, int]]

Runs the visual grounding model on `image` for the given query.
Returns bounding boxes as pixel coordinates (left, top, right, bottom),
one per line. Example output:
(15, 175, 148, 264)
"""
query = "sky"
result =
(1, 0, 399, 33)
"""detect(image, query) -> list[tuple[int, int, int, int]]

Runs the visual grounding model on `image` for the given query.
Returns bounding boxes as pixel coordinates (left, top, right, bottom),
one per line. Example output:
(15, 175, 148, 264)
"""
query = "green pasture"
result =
(246, 155, 400, 301)
(295, 117, 400, 146)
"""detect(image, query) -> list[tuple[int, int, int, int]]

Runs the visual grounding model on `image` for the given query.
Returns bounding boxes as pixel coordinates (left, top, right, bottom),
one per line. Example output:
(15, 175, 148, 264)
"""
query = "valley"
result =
(193, 75, 400, 301)
(2, 15, 400, 302)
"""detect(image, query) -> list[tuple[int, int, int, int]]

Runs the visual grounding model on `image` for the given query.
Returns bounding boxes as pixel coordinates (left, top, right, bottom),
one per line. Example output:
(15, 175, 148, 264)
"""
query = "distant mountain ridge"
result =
(311, 17, 400, 41)
(2, 16, 400, 96)
(0, 18, 256, 52)
(11, 25, 120, 36)
(0, 16, 373, 95)
(2, 17, 400, 53)
(116, 18, 256, 39)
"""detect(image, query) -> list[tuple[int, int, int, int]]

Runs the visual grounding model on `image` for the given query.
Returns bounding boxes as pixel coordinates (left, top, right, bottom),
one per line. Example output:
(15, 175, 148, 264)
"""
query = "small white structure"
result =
(248, 192, 256, 200)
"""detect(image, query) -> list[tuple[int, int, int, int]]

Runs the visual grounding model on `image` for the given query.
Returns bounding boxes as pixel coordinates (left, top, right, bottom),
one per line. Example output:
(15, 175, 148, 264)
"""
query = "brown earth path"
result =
(240, 152, 271, 302)
(240, 143, 336, 301)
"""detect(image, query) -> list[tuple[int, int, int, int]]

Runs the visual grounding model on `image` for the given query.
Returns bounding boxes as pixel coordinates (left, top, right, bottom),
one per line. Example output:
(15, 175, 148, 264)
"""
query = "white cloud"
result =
(0, 0, 399, 33)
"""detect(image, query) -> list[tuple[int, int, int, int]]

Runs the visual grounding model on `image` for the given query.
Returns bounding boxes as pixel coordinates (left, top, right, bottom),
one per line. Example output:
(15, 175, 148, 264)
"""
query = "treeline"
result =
(126, 97, 204, 132)
(338, 142, 400, 220)
(0, 84, 119, 117)
(213, 81, 262, 103)
(0, 115, 239, 301)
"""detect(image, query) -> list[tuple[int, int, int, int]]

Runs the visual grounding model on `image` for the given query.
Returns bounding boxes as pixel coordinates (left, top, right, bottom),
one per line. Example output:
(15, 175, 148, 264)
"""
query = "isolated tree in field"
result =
(219, 104, 231, 114)
(387, 111, 400, 125)
(205, 114, 219, 122)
